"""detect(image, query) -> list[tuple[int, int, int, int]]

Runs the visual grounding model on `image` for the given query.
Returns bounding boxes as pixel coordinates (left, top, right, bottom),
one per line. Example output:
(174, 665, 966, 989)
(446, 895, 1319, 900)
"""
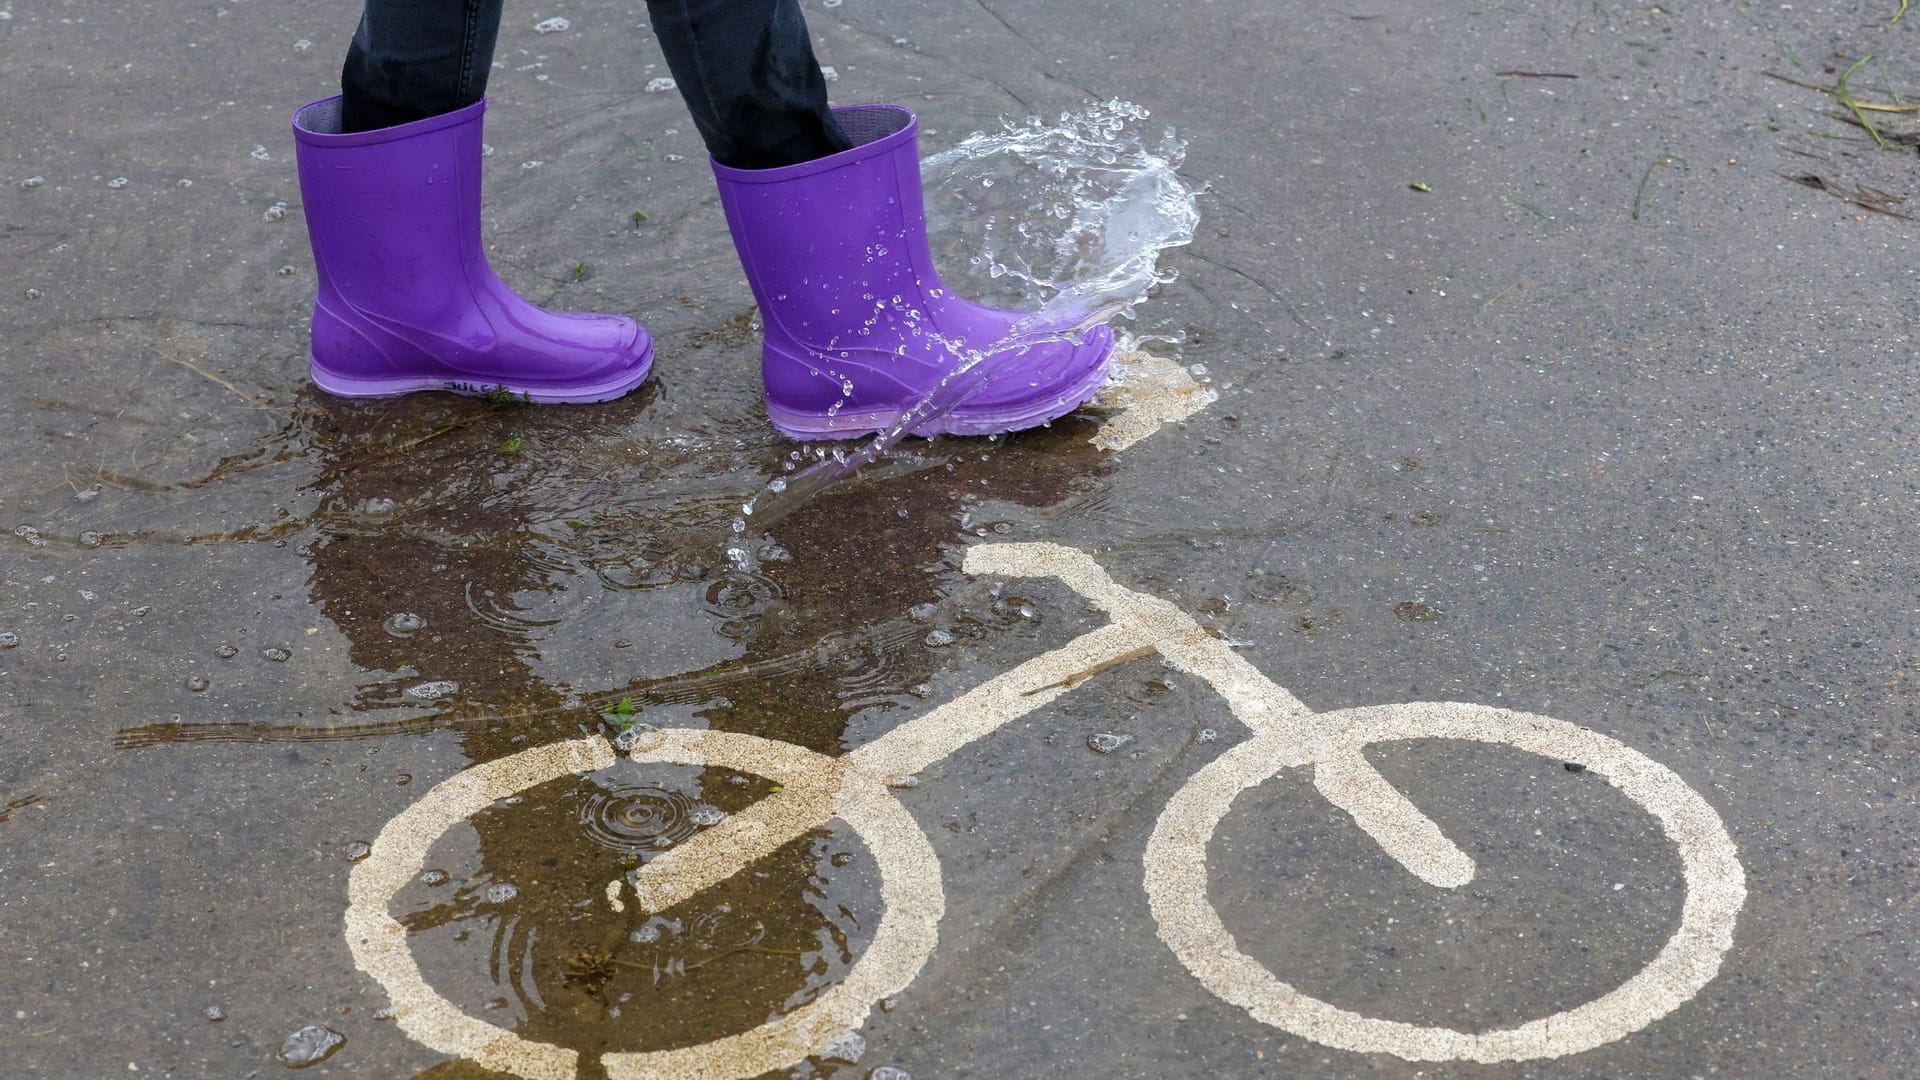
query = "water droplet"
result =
(383, 612, 426, 637)
(262, 201, 288, 222)
(870, 1068, 912, 1080)
(1197, 728, 1219, 743)
(907, 602, 936, 623)
(106, 176, 128, 189)
(534, 15, 569, 32)
(185, 676, 210, 692)
(77, 530, 103, 547)
(0, 632, 18, 649)
(261, 646, 292, 662)
(362, 496, 395, 514)
(276, 1025, 344, 1068)
(923, 628, 955, 647)
(419, 869, 450, 886)
(17, 175, 45, 188)
(611, 724, 659, 753)
(688, 804, 728, 827)
(292, 37, 311, 50)
(344, 841, 372, 862)
(214, 644, 238, 659)
(406, 680, 459, 700)
(484, 883, 519, 904)
(1087, 732, 1133, 754)
(831, 852, 856, 867)
(203, 1005, 226, 1022)
(130, 605, 151, 617)
(645, 76, 678, 93)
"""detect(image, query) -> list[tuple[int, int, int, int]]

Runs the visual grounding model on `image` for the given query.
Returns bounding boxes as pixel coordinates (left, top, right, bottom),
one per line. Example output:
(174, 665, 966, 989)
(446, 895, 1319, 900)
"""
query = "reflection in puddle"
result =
(88, 333, 1123, 1073)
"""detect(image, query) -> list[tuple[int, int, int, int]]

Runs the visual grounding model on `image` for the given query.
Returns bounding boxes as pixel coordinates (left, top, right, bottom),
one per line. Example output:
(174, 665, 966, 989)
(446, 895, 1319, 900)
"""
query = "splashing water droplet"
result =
(1087, 732, 1133, 754)
(726, 100, 1197, 553)
(383, 612, 426, 637)
(484, 883, 519, 904)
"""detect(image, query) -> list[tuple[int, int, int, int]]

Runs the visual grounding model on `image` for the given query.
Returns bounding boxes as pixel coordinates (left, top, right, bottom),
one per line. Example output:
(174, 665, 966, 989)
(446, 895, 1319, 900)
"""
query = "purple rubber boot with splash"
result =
(712, 104, 1115, 439)
(292, 96, 652, 403)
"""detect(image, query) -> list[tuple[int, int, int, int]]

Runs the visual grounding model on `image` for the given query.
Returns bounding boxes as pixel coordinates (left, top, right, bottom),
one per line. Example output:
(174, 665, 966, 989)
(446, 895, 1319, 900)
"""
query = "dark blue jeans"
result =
(340, 0, 852, 168)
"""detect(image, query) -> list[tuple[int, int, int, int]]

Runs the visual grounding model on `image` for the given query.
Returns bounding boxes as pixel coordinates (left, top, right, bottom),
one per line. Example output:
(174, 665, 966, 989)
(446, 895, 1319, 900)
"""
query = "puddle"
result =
(390, 762, 882, 1058)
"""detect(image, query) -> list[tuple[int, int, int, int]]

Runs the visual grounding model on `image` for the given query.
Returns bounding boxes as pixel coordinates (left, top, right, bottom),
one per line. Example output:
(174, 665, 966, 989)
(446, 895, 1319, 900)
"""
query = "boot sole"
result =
(766, 332, 1116, 441)
(310, 339, 654, 405)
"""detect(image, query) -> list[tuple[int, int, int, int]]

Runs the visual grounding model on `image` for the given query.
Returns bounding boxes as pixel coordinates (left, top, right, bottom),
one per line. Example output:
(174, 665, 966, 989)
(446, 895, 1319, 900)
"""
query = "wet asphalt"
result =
(3, 0, 1919, 1077)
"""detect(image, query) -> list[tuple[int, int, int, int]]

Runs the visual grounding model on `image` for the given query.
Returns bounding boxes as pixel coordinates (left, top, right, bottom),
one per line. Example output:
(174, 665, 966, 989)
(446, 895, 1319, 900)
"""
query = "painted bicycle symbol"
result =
(347, 542, 1746, 1079)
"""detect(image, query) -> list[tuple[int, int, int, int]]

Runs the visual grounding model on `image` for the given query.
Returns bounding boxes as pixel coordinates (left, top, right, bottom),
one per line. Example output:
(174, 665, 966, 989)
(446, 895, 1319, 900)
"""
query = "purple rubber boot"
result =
(713, 104, 1115, 440)
(292, 96, 652, 403)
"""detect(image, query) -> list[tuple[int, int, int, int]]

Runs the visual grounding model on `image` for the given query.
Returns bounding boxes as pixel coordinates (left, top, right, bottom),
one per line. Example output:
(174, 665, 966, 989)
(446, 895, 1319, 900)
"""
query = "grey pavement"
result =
(2, 0, 1917, 1078)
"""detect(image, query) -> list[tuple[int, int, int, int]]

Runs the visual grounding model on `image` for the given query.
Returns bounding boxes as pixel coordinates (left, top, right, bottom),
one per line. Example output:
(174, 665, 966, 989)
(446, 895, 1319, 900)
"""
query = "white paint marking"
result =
(1089, 351, 1217, 451)
(351, 542, 1745, 1077)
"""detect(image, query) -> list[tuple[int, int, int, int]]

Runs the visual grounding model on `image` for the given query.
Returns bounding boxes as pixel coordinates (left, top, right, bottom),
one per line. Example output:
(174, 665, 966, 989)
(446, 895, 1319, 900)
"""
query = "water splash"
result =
(725, 100, 1199, 566)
